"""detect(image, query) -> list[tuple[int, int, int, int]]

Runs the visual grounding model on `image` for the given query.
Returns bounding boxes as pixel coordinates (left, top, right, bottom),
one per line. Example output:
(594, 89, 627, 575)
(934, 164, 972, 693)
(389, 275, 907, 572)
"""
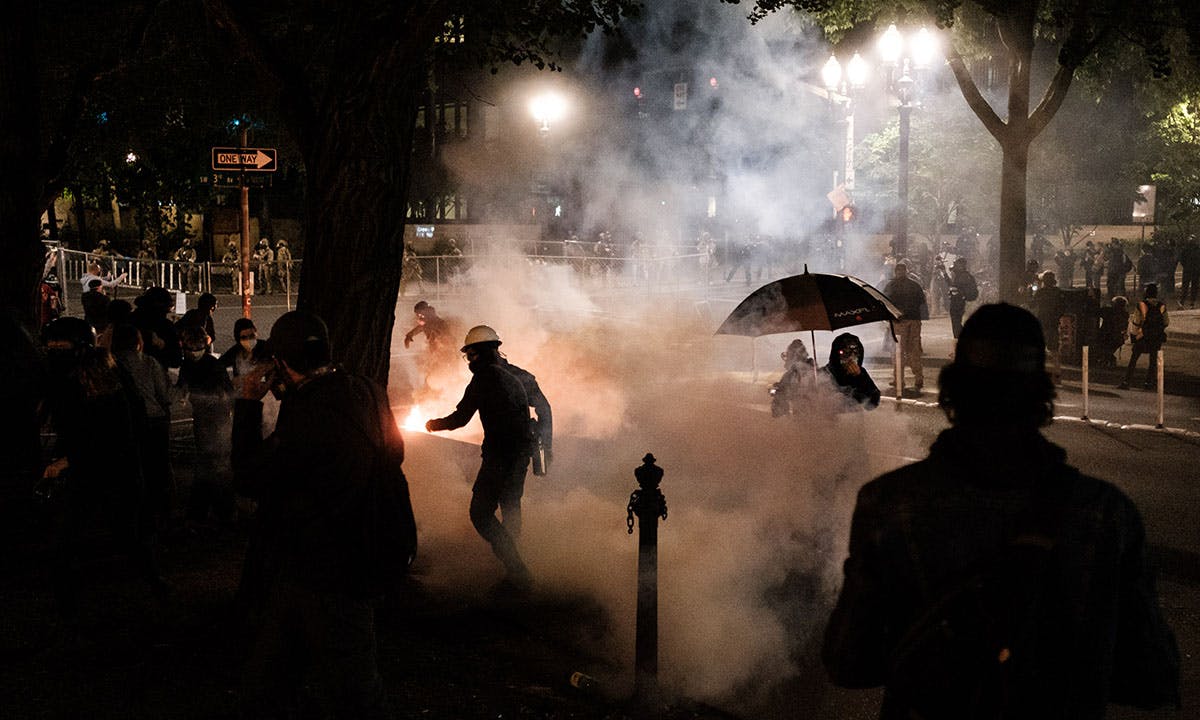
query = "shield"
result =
(716, 266, 901, 337)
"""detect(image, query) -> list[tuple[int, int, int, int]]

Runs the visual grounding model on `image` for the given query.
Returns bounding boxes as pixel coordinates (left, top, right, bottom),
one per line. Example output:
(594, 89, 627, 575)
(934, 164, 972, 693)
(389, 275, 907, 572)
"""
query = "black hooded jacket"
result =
(823, 332, 880, 409)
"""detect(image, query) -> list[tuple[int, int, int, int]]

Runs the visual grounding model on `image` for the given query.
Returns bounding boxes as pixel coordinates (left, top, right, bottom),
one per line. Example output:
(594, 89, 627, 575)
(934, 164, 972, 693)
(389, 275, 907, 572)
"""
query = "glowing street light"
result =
(875, 25, 941, 260)
(530, 92, 567, 134)
(125, 151, 138, 164)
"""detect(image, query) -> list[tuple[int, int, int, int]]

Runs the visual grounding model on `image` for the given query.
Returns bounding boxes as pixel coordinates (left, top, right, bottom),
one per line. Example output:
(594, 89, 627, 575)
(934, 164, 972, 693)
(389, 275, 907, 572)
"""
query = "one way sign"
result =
(211, 147, 278, 172)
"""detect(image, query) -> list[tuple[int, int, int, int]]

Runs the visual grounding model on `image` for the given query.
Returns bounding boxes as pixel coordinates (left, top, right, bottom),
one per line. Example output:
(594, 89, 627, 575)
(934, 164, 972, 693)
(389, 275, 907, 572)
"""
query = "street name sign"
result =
(211, 147, 277, 172)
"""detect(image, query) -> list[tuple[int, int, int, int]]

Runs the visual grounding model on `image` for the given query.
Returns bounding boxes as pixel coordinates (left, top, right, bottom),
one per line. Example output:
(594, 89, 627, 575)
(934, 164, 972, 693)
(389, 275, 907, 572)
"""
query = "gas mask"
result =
(185, 348, 207, 361)
(838, 344, 862, 369)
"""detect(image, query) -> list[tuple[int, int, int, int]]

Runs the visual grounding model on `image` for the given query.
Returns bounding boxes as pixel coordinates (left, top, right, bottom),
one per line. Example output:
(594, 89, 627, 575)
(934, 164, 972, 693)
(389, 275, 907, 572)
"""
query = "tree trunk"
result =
(296, 67, 421, 388)
(998, 140, 1029, 302)
(0, 4, 45, 330)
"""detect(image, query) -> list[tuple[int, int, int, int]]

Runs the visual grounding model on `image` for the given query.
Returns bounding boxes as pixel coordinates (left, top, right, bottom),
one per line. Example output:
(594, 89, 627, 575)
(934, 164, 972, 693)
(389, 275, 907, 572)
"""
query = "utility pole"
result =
(239, 125, 252, 319)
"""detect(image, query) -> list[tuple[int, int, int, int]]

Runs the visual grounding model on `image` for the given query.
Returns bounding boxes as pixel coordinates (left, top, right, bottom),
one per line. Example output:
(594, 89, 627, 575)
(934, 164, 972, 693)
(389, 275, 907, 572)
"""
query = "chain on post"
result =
(627, 490, 640, 534)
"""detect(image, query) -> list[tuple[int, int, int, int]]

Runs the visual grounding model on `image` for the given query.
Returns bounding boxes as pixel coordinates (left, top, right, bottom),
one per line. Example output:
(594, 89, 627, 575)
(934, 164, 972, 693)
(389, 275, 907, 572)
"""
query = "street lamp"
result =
(821, 52, 868, 193)
(530, 92, 567, 136)
(876, 23, 939, 260)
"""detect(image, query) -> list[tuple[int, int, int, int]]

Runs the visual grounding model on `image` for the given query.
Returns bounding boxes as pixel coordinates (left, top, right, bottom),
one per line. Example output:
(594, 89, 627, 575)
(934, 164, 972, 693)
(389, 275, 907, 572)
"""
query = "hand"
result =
(241, 362, 275, 401)
(43, 457, 69, 479)
(844, 359, 861, 376)
(404, 334, 413, 349)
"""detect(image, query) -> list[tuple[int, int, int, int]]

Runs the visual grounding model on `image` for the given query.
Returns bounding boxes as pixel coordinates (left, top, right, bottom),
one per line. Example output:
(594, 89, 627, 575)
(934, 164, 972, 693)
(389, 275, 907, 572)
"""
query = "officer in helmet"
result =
(426, 325, 552, 592)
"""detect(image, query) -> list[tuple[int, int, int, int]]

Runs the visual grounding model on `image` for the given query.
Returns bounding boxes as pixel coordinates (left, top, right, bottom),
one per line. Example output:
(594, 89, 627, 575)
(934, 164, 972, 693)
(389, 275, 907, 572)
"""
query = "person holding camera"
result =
(425, 325, 552, 593)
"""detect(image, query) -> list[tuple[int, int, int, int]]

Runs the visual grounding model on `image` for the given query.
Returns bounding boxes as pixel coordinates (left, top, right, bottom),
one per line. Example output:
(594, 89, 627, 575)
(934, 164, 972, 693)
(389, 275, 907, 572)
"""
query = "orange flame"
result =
(402, 405, 427, 433)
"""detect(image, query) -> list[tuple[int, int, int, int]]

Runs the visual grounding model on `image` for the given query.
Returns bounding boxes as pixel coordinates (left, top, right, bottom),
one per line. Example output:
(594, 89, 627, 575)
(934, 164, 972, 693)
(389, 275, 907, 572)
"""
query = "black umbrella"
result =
(715, 266, 901, 380)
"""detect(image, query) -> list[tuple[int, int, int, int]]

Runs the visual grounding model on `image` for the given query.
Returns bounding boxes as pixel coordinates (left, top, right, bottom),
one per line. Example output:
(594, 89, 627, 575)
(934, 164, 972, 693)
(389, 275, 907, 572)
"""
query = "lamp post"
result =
(529, 92, 567, 219)
(820, 52, 868, 193)
(877, 24, 938, 261)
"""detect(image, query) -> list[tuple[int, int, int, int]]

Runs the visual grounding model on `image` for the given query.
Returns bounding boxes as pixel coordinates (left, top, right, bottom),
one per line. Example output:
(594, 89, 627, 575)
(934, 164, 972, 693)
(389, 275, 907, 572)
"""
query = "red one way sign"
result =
(211, 147, 278, 172)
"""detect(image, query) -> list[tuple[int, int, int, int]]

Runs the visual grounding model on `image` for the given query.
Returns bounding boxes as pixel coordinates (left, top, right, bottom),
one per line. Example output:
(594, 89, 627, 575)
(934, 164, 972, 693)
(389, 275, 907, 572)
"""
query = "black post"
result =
(627, 453, 667, 707)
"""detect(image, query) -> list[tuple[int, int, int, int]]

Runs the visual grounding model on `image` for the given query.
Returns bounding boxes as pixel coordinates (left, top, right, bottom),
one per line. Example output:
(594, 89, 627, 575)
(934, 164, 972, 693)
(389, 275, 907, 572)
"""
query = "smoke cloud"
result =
(394, 1, 944, 712)
(392, 250, 931, 711)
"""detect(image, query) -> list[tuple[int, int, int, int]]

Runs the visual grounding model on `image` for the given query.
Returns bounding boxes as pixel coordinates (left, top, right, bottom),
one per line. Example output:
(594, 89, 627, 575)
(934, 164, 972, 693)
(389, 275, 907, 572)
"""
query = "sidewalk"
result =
(875, 307, 1200, 435)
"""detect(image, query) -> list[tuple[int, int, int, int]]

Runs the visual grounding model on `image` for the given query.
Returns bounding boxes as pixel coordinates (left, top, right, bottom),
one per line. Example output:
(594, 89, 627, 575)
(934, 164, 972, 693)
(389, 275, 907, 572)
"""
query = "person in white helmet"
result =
(425, 325, 552, 592)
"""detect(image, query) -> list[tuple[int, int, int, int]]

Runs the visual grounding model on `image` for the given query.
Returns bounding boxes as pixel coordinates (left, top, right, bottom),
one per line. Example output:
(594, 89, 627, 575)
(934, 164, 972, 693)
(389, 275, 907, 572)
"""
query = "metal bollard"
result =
(1081, 346, 1090, 421)
(1156, 349, 1165, 429)
(627, 453, 667, 707)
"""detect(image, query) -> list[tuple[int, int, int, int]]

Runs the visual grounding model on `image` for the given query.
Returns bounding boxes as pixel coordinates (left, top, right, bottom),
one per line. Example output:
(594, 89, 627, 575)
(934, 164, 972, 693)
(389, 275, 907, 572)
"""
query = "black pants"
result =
(470, 452, 530, 577)
(1124, 338, 1163, 387)
(241, 576, 390, 720)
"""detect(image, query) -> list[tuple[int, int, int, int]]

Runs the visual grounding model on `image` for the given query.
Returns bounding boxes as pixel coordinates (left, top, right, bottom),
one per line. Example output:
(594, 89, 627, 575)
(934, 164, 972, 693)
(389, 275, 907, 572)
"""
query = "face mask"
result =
(186, 349, 206, 361)
(239, 338, 256, 352)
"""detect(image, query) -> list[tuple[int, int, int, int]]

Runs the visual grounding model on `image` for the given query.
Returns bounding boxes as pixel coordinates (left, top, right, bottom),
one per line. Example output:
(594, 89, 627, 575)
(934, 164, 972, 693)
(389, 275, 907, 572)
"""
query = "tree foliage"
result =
(731, 0, 1200, 300)
(201, 0, 642, 384)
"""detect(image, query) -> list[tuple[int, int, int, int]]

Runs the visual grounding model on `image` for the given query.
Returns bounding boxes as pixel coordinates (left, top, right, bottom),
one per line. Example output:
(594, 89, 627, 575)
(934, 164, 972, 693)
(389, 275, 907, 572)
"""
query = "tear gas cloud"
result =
(396, 1, 943, 711)
(392, 251, 931, 711)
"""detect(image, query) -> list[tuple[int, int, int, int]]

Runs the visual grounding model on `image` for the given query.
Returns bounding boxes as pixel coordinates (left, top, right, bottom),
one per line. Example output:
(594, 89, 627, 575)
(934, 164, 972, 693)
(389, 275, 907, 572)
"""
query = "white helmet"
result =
(461, 325, 501, 351)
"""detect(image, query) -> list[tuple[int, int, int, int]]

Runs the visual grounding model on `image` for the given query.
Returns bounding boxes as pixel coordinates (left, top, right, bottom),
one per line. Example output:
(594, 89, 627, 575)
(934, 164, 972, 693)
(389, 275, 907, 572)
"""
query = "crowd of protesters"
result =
(6, 222, 1188, 718)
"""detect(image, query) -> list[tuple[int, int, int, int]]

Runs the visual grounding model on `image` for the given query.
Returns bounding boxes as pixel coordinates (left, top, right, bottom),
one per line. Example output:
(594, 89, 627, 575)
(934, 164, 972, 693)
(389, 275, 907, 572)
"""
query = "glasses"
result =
(239, 333, 256, 341)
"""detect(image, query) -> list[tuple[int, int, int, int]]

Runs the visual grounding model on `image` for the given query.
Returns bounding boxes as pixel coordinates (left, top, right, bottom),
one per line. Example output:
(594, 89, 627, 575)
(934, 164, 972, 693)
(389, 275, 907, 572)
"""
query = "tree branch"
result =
(1027, 63, 1076, 138)
(201, 0, 318, 148)
(946, 47, 1008, 143)
(1028, 21, 1112, 138)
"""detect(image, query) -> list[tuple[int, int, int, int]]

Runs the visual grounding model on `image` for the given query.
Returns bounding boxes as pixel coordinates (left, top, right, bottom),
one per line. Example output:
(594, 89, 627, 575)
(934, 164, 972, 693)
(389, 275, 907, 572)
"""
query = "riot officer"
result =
(253, 238, 275, 294)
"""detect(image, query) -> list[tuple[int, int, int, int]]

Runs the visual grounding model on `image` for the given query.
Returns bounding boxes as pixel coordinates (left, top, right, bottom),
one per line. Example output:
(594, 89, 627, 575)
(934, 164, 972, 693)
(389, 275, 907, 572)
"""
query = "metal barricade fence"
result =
(54, 247, 302, 303)
(52, 244, 708, 305)
(402, 251, 712, 302)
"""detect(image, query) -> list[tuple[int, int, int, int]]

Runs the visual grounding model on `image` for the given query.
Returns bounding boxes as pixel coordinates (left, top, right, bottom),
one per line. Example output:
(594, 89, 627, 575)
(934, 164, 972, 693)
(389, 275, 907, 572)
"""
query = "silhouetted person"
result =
(40, 317, 165, 631)
(426, 325, 552, 592)
(947, 258, 978, 339)
(770, 338, 814, 418)
(111, 323, 174, 532)
(883, 263, 928, 391)
(1032, 270, 1065, 384)
(1095, 297, 1129, 368)
(233, 311, 405, 719)
(1121, 283, 1169, 390)
(823, 303, 1179, 719)
(131, 287, 181, 370)
(81, 277, 111, 333)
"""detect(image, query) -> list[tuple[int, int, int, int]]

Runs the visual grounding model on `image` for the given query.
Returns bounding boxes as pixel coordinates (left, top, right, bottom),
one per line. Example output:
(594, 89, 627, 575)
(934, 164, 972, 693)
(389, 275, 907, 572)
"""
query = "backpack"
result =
(1140, 300, 1166, 343)
(886, 472, 1075, 719)
(960, 272, 979, 302)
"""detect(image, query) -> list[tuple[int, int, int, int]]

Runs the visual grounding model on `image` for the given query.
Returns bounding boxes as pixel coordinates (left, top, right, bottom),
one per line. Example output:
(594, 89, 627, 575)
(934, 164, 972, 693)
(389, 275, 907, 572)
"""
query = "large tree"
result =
(202, 1, 640, 385)
(0, 1, 159, 328)
(734, 0, 1200, 301)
